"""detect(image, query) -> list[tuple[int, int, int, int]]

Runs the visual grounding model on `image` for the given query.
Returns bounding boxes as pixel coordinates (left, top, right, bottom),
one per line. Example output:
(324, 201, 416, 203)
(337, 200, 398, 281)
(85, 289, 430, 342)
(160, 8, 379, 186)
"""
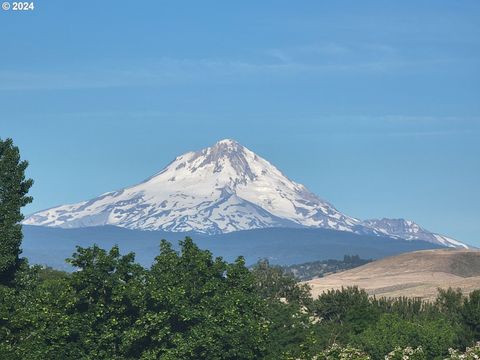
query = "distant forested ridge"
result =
(282, 255, 372, 281)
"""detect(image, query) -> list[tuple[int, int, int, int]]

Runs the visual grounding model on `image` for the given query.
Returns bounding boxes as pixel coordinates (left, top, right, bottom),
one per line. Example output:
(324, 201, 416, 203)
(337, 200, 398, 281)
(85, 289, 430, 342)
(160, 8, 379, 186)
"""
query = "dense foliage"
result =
(0, 138, 33, 286)
(3, 246, 479, 359)
(1, 138, 479, 359)
(1, 239, 270, 359)
(282, 255, 372, 281)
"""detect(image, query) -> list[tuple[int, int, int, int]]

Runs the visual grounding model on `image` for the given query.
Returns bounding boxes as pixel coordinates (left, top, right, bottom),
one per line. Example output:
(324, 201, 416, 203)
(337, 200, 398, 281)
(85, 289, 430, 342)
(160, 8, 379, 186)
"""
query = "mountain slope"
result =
(307, 249, 480, 300)
(362, 218, 468, 248)
(23, 139, 469, 248)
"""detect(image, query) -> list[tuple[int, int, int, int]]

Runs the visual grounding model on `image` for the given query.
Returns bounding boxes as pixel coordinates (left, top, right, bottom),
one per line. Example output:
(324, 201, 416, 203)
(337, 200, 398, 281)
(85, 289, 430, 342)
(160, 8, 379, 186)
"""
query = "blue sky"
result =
(1, 1, 479, 245)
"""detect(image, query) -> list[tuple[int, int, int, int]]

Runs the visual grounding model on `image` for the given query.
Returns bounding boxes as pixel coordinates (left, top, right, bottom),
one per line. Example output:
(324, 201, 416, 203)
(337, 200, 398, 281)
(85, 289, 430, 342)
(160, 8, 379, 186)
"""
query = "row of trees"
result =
(1, 137, 479, 359)
(281, 255, 372, 281)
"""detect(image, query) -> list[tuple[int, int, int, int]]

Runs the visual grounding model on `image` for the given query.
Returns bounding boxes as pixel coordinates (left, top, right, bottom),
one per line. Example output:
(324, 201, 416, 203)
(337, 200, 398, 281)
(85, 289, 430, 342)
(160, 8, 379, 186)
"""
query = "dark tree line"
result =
(281, 255, 372, 281)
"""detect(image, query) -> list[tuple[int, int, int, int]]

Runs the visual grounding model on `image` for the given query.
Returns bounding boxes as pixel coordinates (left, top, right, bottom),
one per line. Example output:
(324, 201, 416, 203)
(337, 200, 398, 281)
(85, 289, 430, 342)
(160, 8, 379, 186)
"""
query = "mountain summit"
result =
(24, 139, 468, 248)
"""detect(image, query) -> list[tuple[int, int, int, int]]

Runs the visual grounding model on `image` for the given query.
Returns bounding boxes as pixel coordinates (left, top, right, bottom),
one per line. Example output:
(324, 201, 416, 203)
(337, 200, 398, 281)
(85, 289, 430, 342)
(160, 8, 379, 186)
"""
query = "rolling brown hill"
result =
(307, 249, 480, 300)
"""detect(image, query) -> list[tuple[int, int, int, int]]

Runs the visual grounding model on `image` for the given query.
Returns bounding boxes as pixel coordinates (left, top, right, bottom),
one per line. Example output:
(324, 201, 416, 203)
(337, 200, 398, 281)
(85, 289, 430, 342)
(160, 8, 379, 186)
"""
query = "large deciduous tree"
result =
(0, 138, 33, 286)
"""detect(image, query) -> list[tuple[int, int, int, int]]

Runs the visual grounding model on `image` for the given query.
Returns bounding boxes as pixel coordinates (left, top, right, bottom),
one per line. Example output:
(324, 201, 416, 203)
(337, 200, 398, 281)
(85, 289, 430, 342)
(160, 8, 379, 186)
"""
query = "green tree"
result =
(251, 259, 316, 359)
(312, 286, 379, 344)
(355, 313, 458, 360)
(251, 259, 311, 306)
(65, 245, 146, 358)
(435, 288, 463, 319)
(121, 238, 268, 359)
(461, 290, 480, 344)
(0, 245, 145, 359)
(0, 138, 33, 286)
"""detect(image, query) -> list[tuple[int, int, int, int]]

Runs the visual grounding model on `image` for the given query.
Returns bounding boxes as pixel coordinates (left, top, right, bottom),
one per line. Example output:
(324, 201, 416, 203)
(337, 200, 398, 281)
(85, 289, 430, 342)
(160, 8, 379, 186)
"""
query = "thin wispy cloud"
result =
(0, 48, 467, 92)
(297, 43, 352, 55)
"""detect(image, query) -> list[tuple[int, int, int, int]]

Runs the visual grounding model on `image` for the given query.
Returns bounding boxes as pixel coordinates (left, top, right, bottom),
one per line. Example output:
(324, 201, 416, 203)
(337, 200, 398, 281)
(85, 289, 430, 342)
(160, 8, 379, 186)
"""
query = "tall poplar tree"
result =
(0, 138, 33, 286)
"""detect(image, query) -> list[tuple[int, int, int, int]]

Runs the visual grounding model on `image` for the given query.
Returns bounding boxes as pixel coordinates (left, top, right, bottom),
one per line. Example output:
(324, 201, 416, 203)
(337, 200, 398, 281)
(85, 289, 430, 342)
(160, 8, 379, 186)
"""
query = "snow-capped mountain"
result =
(24, 139, 361, 233)
(24, 139, 469, 248)
(362, 218, 468, 249)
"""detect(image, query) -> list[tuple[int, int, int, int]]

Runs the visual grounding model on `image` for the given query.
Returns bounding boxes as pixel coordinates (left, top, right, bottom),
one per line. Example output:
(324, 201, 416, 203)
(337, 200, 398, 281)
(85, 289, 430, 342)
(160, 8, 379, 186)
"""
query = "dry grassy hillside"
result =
(307, 249, 480, 300)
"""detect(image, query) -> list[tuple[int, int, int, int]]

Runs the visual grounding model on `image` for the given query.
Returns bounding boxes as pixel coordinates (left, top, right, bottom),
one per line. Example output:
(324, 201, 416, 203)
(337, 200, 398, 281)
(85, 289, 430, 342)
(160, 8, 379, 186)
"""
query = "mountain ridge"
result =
(23, 139, 469, 248)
